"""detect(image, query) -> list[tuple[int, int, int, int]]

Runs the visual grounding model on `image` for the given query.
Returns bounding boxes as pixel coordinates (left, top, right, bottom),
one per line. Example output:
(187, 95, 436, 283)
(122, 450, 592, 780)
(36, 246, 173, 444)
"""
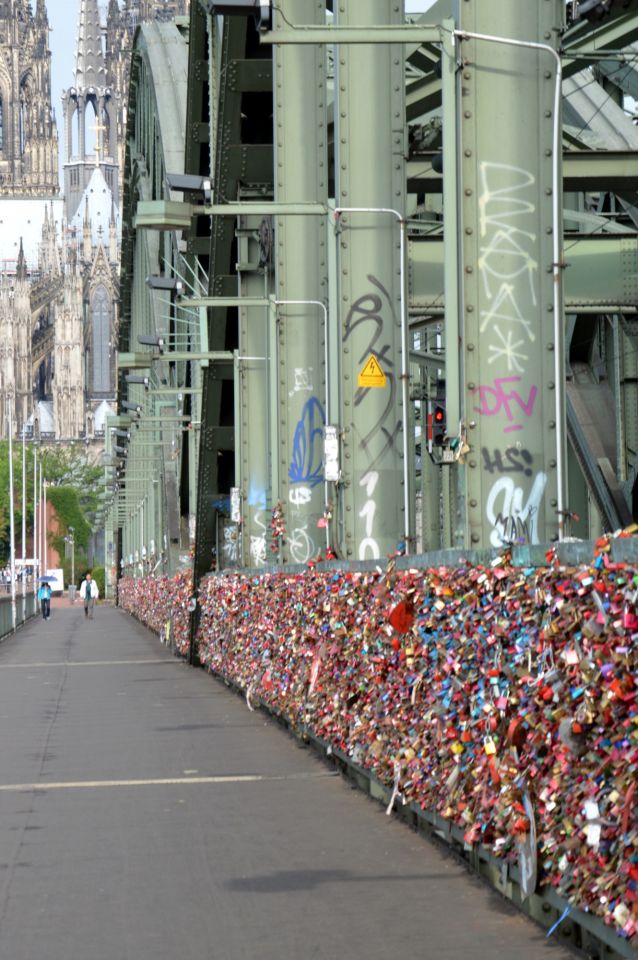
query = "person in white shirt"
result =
(79, 572, 99, 619)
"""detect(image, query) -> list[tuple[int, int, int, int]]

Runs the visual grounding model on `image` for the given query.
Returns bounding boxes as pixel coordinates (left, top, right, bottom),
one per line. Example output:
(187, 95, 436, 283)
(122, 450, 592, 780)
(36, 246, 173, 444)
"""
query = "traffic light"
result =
(432, 403, 447, 446)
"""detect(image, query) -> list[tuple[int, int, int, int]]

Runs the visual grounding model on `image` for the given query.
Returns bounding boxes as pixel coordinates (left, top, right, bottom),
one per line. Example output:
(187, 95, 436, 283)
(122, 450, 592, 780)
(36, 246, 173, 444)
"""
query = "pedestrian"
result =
(37, 581, 52, 619)
(79, 572, 99, 619)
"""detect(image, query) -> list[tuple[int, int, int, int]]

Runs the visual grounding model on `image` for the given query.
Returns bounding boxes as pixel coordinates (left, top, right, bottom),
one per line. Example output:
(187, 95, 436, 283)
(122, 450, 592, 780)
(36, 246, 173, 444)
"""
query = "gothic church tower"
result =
(60, 0, 189, 437)
(62, 0, 119, 221)
(0, 0, 59, 196)
(0, 0, 60, 439)
(53, 243, 84, 440)
(0, 0, 188, 440)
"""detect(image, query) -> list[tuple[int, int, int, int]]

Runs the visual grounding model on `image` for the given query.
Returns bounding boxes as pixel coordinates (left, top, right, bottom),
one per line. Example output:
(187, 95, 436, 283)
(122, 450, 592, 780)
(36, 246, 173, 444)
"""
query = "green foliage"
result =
(47, 487, 91, 548)
(90, 566, 105, 598)
(0, 441, 106, 563)
(0, 440, 35, 563)
(40, 446, 104, 522)
(47, 487, 92, 572)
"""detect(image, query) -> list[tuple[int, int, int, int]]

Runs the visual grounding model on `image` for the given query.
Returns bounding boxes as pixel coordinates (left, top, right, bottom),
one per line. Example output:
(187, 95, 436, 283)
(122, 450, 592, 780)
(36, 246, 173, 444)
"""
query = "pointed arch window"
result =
(19, 77, 34, 158)
(92, 285, 111, 394)
(0, 95, 3, 152)
(19, 96, 26, 156)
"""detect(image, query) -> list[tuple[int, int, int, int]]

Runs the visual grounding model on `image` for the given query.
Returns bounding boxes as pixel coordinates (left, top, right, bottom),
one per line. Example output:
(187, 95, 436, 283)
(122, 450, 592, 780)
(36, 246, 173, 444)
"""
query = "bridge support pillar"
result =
(273, 0, 329, 564)
(455, 0, 567, 547)
(335, 0, 412, 561)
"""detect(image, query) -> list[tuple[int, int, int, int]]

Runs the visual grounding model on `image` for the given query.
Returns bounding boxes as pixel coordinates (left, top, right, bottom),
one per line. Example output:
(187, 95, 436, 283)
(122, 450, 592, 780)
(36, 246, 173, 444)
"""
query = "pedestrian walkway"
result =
(0, 604, 579, 960)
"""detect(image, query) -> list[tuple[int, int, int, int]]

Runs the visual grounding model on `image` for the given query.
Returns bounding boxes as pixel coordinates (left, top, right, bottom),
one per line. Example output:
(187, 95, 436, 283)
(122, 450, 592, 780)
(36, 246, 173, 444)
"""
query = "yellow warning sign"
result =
(358, 354, 387, 388)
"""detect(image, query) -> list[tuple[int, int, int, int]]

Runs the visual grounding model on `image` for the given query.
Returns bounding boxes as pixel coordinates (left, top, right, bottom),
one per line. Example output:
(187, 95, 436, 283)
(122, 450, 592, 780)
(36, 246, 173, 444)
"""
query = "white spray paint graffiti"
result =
(288, 367, 314, 398)
(478, 163, 538, 304)
(479, 283, 536, 344)
(358, 470, 380, 560)
(289, 486, 312, 506)
(249, 510, 267, 567)
(487, 326, 529, 373)
(478, 161, 547, 544)
(289, 524, 315, 564)
(222, 524, 239, 564)
(486, 472, 547, 548)
(478, 229, 538, 304)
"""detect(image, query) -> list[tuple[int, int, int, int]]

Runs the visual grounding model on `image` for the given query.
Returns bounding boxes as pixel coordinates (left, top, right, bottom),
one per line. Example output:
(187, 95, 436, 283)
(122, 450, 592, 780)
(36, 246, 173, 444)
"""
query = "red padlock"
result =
(507, 717, 527, 749)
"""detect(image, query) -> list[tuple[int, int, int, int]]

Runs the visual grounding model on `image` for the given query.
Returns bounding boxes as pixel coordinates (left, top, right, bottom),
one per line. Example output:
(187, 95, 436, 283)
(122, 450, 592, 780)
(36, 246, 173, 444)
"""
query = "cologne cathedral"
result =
(0, 0, 188, 442)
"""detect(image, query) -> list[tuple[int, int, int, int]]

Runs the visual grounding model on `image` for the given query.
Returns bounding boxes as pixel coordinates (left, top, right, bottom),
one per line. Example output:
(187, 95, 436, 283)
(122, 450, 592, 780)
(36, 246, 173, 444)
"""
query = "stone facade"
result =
(0, 0, 59, 197)
(0, 0, 188, 442)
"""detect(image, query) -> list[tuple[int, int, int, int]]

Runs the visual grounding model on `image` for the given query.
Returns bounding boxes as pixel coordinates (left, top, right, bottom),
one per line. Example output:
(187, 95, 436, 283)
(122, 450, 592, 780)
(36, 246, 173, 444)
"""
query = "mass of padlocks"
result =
(118, 546, 638, 944)
(119, 570, 192, 653)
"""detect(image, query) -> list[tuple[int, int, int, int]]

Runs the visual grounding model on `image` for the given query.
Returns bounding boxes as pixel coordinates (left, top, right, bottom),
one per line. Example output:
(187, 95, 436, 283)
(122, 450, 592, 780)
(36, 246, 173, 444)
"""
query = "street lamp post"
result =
(33, 442, 38, 600)
(43, 478, 48, 577)
(66, 526, 75, 601)
(21, 425, 26, 620)
(6, 396, 16, 632)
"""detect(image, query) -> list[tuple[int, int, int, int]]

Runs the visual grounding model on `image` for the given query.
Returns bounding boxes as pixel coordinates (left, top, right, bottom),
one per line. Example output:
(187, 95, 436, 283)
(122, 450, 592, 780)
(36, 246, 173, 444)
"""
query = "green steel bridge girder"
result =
(118, 2, 638, 573)
(561, 1, 638, 78)
(134, 200, 328, 231)
(407, 150, 638, 197)
(408, 235, 638, 315)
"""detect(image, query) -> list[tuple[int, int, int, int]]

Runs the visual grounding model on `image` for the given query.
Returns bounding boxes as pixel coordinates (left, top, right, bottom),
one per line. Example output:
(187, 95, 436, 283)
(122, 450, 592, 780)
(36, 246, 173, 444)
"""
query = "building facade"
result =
(0, 0, 188, 441)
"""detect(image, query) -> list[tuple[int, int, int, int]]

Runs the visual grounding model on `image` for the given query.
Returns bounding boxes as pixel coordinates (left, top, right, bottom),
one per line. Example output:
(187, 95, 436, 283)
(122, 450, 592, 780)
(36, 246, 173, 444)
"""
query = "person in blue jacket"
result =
(37, 582, 52, 619)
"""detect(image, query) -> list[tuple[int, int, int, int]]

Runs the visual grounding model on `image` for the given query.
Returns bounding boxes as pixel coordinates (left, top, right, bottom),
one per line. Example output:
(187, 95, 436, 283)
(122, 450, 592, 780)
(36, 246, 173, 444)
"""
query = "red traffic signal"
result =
(432, 403, 447, 445)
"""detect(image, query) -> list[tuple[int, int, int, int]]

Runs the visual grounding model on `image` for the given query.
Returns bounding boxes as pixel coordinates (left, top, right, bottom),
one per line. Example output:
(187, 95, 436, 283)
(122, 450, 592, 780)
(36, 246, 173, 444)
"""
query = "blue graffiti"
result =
(288, 396, 326, 487)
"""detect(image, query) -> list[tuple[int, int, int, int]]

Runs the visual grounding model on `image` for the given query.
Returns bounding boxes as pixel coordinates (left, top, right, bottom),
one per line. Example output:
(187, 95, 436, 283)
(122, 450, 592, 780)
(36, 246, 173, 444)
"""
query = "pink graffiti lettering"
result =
(472, 377, 538, 433)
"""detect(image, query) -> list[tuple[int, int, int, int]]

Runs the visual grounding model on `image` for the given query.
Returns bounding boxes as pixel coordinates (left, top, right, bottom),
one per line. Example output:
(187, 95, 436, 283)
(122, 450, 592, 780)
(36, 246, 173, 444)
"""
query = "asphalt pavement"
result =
(0, 600, 579, 960)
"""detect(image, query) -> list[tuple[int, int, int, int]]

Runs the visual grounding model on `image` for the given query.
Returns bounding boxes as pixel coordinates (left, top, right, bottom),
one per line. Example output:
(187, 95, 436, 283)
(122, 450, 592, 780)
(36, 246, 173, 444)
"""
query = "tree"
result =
(0, 440, 33, 562)
(0, 440, 105, 563)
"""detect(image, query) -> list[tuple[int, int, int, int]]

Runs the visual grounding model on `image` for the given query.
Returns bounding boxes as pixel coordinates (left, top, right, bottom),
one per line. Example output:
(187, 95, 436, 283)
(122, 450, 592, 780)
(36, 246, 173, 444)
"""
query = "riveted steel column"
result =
(335, 0, 409, 560)
(273, 0, 328, 564)
(239, 220, 271, 568)
(457, 0, 566, 548)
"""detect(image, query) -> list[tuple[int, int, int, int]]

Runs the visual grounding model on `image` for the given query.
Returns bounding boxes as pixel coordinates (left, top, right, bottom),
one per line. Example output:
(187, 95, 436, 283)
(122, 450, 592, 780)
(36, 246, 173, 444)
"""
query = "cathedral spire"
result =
(74, 0, 106, 92)
(16, 240, 27, 282)
(0, 0, 59, 195)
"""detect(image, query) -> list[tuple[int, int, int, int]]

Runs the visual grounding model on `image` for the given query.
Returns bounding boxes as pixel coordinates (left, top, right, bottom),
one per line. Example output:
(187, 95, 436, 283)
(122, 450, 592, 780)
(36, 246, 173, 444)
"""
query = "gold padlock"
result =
(484, 736, 496, 756)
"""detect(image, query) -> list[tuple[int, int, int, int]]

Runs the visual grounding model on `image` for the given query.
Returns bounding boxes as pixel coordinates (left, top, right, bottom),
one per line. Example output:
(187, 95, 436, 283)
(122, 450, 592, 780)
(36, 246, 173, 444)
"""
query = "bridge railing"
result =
(0, 592, 38, 639)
